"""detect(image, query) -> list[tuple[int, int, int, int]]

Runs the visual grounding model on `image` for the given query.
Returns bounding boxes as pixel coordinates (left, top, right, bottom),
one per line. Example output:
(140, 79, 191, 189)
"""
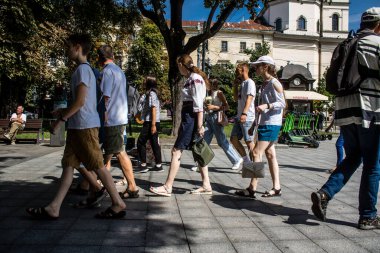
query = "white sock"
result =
(156, 164, 162, 167)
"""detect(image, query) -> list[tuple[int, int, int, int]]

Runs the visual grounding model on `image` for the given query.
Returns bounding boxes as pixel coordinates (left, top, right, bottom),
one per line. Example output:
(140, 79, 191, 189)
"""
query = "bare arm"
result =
(151, 106, 157, 134)
(51, 83, 87, 133)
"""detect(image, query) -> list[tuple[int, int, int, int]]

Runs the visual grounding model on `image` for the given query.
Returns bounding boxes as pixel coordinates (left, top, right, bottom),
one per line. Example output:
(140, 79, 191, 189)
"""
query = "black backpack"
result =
(325, 31, 377, 96)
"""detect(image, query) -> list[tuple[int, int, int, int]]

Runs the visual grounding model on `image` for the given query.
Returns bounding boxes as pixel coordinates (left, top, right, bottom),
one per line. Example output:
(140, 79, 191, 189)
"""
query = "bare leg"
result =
(95, 167, 126, 212)
(265, 144, 281, 190)
(115, 151, 137, 191)
(230, 136, 247, 157)
(199, 165, 211, 189)
(77, 167, 102, 192)
(45, 166, 75, 217)
(249, 141, 270, 191)
(164, 148, 183, 189)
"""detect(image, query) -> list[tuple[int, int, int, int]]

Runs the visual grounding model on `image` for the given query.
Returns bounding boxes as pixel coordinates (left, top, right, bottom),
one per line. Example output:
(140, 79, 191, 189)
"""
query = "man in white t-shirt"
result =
(4, 105, 26, 145)
(98, 45, 139, 199)
(230, 63, 256, 163)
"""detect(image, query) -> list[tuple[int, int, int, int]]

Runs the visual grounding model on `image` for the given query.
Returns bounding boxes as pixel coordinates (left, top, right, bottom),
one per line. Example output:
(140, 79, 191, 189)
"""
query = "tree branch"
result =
(137, 0, 158, 24)
(205, 2, 219, 33)
(184, 1, 237, 54)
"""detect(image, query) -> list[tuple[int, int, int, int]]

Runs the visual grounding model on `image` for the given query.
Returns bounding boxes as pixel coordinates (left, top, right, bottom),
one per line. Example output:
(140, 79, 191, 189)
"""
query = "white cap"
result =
(249, 55, 275, 66)
(361, 7, 380, 23)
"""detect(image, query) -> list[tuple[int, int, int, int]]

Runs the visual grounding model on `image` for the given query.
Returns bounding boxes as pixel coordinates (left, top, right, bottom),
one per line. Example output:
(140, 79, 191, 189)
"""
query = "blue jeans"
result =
(204, 113, 241, 164)
(321, 123, 380, 219)
(336, 132, 344, 166)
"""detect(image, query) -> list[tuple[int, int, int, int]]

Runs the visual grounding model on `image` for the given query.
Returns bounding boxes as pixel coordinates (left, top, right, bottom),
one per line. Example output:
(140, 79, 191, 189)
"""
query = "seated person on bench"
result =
(4, 105, 26, 145)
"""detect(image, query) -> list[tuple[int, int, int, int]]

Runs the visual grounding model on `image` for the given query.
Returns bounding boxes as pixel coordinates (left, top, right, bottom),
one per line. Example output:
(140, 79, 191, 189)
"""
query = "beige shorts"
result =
(61, 128, 104, 170)
(103, 125, 126, 155)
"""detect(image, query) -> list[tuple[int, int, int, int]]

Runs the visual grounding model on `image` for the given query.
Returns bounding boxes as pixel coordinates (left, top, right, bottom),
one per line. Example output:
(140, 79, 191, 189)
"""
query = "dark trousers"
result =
(137, 121, 162, 164)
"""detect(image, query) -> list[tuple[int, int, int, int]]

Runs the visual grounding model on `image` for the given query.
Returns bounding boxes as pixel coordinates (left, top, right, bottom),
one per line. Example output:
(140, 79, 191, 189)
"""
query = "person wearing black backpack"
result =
(311, 7, 380, 230)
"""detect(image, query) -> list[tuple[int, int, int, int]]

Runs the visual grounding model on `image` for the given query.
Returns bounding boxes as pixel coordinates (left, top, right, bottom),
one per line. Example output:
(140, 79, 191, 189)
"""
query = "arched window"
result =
(275, 18, 282, 31)
(332, 13, 339, 31)
(297, 16, 307, 30)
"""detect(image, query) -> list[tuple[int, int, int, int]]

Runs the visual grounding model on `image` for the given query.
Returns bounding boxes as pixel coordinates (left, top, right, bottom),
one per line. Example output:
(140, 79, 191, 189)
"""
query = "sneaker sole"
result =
(311, 192, 326, 221)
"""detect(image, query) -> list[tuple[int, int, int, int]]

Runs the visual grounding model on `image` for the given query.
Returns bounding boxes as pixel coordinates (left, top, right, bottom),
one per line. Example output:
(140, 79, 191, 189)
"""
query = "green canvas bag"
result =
(191, 137, 214, 167)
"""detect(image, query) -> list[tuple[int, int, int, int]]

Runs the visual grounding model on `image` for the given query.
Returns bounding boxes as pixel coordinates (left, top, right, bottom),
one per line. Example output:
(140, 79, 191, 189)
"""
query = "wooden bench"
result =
(0, 119, 44, 144)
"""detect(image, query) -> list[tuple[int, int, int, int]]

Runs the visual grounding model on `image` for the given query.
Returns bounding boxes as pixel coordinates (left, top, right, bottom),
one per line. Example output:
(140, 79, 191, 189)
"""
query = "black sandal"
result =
(235, 188, 256, 199)
(26, 207, 59, 220)
(262, 188, 282, 198)
(119, 189, 139, 199)
(95, 207, 126, 219)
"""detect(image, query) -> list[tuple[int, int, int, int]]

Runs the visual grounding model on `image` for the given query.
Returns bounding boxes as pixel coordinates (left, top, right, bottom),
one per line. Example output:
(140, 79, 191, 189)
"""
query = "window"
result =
(221, 41, 228, 52)
(217, 60, 230, 68)
(275, 18, 282, 31)
(297, 16, 307, 30)
(332, 14, 339, 31)
(255, 43, 261, 50)
(240, 42, 246, 53)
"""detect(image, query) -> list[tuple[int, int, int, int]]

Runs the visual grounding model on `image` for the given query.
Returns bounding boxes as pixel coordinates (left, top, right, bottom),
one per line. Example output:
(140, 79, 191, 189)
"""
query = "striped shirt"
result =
(335, 29, 380, 128)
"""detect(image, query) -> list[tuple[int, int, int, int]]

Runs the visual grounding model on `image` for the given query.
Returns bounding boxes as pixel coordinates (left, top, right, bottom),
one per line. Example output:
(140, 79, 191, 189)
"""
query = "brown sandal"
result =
(119, 189, 139, 199)
(262, 188, 282, 197)
(235, 188, 256, 198)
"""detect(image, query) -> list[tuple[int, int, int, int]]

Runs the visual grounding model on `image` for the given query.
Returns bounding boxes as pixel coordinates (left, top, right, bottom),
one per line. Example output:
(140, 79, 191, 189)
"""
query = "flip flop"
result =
(262, 188, 282, 198)
(235, 188, 256, 199)
(150, 185, 172, 197)
(95, 207, 126, 219)
(190, 187, 213, 195)
(119, 188, 139, 199)
(26, 207, 59, 220)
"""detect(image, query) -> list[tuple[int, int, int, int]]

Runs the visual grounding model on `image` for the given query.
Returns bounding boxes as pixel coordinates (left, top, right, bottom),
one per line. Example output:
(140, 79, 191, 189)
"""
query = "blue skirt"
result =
(174, 103, 197, 150)
(258, 125, 281, 142)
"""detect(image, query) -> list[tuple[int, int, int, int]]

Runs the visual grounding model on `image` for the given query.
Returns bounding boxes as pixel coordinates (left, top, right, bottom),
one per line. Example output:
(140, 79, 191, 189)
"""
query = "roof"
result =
(171, 20, 273, 31)
(284, 90, 328, 101)
(278, 64, 315, 81)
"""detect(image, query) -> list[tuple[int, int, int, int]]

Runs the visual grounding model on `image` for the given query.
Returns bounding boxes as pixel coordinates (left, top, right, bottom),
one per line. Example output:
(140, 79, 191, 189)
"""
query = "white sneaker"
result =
(232, 158, 243, 170)
(191, 166, 200, 172)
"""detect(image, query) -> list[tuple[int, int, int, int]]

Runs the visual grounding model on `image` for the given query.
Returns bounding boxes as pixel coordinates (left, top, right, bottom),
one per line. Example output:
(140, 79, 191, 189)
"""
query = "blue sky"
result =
(164, 1, 379, 31)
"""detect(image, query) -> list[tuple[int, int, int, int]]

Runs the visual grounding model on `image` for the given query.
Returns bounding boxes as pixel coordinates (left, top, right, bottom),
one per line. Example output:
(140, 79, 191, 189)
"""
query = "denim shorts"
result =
(231, 120, 254, 142)
(258, 125, 281, 142)
(174, 104, 197, 150)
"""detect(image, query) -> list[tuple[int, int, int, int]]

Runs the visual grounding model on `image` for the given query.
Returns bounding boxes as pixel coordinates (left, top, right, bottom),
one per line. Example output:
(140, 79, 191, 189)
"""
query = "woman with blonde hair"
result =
(150, 54, 212, 196)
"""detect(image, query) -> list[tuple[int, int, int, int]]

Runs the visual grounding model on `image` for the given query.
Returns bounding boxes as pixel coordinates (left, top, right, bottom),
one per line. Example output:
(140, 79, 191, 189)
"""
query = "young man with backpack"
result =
(311, 7, 380, 230)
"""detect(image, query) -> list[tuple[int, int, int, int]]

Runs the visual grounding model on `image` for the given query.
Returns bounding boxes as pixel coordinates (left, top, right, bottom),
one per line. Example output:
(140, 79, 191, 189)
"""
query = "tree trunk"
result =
(168, 52, 183, 136)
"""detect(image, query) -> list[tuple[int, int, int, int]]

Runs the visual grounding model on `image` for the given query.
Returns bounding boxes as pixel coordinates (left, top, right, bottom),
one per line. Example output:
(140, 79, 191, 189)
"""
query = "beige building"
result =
(184, 0, 350, 83)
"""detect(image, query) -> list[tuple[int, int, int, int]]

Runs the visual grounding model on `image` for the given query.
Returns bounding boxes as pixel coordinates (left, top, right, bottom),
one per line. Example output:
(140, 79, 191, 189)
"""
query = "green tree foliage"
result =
(208, 63, 236, 117)
(0, 0, 140, 116)
(313, 68, 334, 112)
(126, 20, 170, 104)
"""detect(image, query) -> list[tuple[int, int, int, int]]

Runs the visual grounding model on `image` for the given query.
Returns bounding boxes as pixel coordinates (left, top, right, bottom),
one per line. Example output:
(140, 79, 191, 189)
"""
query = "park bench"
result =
(0, 119, 44, 144)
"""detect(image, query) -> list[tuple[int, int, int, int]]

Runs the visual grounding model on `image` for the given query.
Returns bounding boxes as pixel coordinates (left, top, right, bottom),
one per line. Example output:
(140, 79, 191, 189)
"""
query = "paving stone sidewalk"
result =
(0, 140, 379, 253)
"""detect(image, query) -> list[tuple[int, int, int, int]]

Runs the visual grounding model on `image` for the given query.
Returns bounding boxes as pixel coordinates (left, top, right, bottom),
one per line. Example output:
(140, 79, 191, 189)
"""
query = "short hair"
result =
(67, 33, 92, 56)
(17, 105, 24, 111)
(97, 45, 114, 61)
(360, 20, 380, 30)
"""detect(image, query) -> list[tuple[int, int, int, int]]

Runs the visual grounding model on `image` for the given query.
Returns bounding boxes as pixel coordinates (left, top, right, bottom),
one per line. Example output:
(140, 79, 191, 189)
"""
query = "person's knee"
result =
(265, 149, 274, 160)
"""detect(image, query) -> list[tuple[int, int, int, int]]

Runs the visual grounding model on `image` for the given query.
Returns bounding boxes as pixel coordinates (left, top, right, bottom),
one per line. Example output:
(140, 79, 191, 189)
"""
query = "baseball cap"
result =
(249, 55, 275, 66)
(361, 7, 380, 23)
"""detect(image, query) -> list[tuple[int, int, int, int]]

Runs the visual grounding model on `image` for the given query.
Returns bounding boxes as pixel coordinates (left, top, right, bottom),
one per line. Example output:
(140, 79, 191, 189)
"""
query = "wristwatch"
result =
(241, 112, 247, 116)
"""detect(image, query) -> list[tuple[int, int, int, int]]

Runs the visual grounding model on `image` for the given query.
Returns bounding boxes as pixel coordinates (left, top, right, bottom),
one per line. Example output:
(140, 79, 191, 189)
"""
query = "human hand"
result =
(206, 104, 215, 111)
(240, 114, 247, 123)
(256, 104, 267, 113)
(198, 126, 205, 137)
(151, 125, 157, 135)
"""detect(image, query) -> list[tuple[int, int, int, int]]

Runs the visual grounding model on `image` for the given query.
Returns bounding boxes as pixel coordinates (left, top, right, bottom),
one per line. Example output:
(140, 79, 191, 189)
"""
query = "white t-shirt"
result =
(182, 73, 206, 112)
(68, 63, 100, 129)
(10, 113, 26, 127)
(237, 78, 256, 121)
(100, 63, 129, 127)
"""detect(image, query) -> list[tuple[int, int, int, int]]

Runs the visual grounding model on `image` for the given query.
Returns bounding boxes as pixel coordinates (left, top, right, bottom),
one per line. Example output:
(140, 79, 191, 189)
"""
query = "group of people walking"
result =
(25, 7, 379, 231)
